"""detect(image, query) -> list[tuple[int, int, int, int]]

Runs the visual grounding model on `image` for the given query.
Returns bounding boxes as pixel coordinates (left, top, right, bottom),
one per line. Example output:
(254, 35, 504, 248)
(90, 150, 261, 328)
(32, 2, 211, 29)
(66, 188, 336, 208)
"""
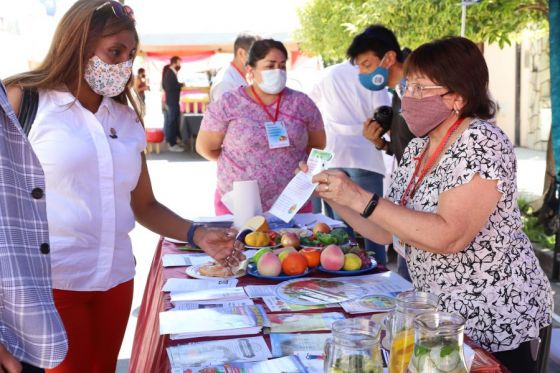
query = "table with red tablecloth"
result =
(129, 238, 509, 373)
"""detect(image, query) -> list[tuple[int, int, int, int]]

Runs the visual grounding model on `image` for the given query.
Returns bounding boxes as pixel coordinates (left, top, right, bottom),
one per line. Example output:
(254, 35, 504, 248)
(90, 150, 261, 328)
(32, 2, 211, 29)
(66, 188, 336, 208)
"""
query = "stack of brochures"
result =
(159, 304, 270, 340)
(166, 336, 272, 372)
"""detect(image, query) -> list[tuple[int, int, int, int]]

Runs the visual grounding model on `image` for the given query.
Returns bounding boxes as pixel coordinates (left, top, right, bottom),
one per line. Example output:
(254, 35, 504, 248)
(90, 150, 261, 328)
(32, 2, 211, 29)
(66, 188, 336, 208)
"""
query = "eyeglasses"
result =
(403, 81, 445, 99)
(96, 1, 135, 20)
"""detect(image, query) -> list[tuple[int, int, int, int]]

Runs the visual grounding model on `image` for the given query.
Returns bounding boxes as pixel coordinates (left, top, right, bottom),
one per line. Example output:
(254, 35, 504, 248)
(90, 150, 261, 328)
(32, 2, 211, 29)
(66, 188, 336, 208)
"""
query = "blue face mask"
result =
(359, 55, 388, 91)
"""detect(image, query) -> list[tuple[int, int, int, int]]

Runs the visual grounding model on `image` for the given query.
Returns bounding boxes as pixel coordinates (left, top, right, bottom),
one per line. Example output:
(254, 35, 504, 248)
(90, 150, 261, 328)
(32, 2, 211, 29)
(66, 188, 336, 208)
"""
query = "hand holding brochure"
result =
(270, 148, 334, 222)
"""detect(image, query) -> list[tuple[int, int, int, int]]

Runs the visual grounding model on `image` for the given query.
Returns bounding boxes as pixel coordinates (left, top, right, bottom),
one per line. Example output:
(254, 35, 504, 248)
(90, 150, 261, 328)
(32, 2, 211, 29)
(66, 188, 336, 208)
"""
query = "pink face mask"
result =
(401, 95, 453, 137)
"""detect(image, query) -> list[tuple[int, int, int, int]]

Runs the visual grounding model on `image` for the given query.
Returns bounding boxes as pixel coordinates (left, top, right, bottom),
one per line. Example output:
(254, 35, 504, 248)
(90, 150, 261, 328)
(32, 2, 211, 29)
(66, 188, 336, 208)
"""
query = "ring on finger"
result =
(325, 184, 330, 192)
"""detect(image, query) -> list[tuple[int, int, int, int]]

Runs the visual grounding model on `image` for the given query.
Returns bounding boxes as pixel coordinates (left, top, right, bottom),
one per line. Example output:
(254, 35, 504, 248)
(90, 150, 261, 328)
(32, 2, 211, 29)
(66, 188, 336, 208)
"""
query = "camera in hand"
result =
(373, 105, 393, 134)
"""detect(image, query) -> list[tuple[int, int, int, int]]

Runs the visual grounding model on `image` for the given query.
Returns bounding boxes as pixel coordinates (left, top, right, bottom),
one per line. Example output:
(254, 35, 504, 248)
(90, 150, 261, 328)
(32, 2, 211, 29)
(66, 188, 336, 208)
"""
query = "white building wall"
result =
(485, 43, 517, 143)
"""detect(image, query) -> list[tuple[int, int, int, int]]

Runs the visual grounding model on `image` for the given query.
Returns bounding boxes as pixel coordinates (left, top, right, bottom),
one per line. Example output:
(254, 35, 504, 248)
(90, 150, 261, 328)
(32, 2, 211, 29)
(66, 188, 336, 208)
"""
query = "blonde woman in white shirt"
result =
(4, 1, 244, 372)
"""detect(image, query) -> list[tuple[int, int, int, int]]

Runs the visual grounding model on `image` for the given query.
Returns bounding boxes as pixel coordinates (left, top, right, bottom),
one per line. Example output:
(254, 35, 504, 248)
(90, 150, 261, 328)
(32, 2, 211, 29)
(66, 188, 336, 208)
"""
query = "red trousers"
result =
(46, 280, 133, 373)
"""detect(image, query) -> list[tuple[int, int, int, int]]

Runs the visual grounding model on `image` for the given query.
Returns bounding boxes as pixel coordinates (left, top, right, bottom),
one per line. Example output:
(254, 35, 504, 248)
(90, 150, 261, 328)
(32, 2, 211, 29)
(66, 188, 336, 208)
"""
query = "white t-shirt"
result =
(210, 63, 247, 102)
(309, 61, 391, 175)
(29, 90, 147, 291)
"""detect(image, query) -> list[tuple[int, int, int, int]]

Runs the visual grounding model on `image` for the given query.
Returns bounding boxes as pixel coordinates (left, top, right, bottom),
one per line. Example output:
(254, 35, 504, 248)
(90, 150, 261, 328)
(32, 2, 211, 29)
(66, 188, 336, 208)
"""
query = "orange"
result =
(282, 252, 308, 275)
(300, 248, 321, 267)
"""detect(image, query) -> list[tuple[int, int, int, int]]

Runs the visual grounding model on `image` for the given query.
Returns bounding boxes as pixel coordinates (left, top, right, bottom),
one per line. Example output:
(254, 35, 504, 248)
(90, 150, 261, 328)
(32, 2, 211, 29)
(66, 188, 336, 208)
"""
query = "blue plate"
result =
(316, 258, 377, 276)
(246, 264, 311, 281)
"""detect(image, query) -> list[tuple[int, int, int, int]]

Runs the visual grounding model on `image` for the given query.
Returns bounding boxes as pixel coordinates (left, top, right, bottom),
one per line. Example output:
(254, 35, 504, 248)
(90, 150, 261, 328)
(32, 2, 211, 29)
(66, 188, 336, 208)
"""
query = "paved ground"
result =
(116, 146, 553, 372)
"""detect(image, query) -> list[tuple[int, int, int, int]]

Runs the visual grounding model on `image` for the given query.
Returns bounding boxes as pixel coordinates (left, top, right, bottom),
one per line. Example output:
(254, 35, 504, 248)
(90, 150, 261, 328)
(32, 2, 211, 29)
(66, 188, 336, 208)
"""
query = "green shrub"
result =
(518, 198, 556, 249)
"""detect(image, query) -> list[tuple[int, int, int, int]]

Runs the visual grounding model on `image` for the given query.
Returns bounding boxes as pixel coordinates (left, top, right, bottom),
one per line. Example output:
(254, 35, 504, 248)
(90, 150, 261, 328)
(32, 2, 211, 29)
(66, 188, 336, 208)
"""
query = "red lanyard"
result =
(230, 62, 247, 82)
(250, 85, 283, 122)
(400, 118, 463, 206)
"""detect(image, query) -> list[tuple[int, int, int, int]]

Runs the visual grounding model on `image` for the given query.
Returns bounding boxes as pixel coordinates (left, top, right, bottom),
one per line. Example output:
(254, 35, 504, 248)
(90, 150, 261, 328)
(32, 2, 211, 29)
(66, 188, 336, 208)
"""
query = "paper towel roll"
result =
(229, 180, 262, 229)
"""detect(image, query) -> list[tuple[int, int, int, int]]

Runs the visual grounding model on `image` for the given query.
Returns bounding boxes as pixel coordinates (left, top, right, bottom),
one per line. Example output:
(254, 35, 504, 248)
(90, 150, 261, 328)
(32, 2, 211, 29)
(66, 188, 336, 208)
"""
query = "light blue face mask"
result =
(359, 55, 388, 91)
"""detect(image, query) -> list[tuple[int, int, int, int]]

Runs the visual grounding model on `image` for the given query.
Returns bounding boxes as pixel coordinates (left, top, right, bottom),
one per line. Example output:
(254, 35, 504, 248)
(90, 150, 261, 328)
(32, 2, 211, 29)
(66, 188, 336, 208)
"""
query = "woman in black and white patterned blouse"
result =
(307, 37, 552, 373)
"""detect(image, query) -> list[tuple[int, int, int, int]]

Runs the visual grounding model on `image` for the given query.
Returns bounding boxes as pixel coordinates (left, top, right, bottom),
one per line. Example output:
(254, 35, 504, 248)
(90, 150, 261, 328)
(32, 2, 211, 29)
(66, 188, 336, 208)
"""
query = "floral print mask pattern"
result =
(84, 55, 133, 97)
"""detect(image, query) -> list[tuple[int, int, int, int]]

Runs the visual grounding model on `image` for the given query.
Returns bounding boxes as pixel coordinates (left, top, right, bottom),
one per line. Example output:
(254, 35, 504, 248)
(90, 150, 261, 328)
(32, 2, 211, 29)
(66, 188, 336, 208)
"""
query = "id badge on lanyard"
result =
(392, 235, 406, 257)
(250, 86, 289, 149)
(265, 120, 290, 149)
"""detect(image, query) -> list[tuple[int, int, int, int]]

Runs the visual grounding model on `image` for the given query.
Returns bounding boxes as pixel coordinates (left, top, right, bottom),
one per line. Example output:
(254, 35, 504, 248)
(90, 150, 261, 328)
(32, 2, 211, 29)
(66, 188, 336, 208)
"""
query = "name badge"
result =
(264, 121, 290, 149)
(392, 235, 406, 257)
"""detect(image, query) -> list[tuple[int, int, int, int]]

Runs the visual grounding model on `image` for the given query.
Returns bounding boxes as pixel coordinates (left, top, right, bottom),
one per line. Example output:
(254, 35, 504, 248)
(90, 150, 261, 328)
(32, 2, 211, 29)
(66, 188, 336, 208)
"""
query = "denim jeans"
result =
(397, 254, 411, 282)
(164, 103, 180, 145)
(324, 168, 387, 265)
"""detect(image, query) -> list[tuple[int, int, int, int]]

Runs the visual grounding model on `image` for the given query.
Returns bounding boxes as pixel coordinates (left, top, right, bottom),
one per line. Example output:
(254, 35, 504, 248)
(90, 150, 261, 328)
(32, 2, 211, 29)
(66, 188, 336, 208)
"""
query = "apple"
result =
(313, 223, 331, 236)
(273, 246, 297, 256)
(281, 232, 300, 248)
(278, 250, 291, 262)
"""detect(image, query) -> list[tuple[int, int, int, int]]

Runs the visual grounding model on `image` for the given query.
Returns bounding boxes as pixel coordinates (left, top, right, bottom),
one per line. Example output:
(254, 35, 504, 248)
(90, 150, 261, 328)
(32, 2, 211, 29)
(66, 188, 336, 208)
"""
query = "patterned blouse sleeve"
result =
(440, 121, 513, 195)
(200, 94, 231, 133)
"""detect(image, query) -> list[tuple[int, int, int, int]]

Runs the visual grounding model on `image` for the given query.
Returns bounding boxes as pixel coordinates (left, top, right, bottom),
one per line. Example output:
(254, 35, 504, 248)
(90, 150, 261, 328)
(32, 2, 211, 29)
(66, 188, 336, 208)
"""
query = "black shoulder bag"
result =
(17, 87, 39, 136)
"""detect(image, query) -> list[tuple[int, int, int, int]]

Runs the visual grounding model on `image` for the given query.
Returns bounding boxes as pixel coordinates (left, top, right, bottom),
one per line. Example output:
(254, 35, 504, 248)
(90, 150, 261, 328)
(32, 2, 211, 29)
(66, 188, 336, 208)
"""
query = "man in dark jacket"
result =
(347, 25, 415, 281)
(162, 56, 184, 152)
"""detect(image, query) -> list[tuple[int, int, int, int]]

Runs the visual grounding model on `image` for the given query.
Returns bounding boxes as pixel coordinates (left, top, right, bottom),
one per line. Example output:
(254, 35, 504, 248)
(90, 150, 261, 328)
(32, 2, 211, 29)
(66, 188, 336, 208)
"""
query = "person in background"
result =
(134, 67, 149, 102)
(309, 61, 390, 267)
(162, 56, 184, 152)
(197, 39, 326, 214)
(5, 1, 243, 372)
(210, 33, 261, 102)
(308, 37, 552, 372)
(347, 24, 415, 280)
(134, 67, 149, 117)
(0, 80, 68, 373)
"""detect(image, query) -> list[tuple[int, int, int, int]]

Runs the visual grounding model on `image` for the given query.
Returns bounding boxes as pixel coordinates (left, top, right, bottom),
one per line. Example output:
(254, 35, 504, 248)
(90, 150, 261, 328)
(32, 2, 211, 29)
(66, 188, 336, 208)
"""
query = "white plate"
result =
(185, 263, 245, 280)
(165, 237, 188, 245)
(243, 243, 282, 250)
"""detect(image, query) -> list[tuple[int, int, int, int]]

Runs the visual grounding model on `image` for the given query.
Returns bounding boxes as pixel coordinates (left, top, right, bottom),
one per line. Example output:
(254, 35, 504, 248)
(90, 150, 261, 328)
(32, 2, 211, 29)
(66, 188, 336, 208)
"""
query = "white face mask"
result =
(257, 69, 287, 94)
(84, 55, 133, 97)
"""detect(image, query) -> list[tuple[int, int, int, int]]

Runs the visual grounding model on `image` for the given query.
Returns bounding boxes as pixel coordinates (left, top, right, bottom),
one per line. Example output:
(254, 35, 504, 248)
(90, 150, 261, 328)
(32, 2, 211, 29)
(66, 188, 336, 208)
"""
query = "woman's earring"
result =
(454, 108, 460, 115)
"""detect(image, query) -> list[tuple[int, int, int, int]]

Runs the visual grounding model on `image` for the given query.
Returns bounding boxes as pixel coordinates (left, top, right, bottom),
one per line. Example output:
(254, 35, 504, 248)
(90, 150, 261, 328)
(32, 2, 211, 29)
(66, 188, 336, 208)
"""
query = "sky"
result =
(126, 0, 305, 36)
(0, 0, 308, 77)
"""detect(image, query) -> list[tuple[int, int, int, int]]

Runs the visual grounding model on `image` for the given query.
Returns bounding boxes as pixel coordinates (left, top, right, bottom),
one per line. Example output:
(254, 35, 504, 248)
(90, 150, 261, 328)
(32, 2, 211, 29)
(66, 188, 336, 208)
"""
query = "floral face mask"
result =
(84, 55, 133, 97)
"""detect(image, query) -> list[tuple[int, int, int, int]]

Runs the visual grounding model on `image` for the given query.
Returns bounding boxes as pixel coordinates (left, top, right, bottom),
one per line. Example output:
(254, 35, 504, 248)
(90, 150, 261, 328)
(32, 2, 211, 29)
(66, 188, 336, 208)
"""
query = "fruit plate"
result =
(185, 263, 245, 280)
(316, 258, 378, 276)
(275, 278, 363, 306)
(244, 243, 282, 250)
(246, 263, 310, 281)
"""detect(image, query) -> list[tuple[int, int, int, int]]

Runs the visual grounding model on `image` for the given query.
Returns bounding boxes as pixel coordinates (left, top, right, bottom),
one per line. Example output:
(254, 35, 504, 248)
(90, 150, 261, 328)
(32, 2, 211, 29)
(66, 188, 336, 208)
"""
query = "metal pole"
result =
(461, 4, 467, 37)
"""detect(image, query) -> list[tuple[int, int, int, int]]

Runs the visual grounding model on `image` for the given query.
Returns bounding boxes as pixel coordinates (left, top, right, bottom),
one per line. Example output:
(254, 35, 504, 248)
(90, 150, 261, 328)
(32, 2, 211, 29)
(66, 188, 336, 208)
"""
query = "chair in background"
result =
(145, 128, 164, 154)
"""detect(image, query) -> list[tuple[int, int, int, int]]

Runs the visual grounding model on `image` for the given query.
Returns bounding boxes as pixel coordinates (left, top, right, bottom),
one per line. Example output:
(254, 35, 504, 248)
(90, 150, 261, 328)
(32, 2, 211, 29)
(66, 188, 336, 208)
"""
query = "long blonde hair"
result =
(4, 0, 143, 121)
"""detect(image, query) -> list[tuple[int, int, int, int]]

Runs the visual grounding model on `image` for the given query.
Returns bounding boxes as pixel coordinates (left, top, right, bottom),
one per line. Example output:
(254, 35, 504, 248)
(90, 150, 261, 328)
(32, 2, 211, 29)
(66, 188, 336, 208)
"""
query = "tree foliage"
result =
(296, 0, 548, 63)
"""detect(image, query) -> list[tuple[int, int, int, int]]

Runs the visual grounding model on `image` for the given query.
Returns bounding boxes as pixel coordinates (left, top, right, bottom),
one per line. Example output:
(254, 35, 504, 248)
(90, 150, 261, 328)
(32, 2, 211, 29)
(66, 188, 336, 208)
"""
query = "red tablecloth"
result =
(129, 238, 509, 373)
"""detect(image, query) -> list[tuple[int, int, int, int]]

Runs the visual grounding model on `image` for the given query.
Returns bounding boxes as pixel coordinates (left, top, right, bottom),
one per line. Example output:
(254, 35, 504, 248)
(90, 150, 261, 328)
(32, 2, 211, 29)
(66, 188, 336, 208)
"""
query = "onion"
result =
(281, 232, 300, 248)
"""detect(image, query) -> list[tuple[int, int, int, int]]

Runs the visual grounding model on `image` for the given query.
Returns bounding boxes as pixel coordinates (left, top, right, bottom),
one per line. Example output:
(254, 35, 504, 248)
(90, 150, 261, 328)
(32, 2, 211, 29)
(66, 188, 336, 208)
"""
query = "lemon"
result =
(343, 253, 362, 271)
(245, 231, 270, 247)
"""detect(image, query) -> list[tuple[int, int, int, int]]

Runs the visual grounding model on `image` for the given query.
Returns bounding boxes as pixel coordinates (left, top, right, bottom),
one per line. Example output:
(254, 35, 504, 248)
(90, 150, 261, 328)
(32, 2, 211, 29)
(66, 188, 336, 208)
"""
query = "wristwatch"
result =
(187, 223, 202, 246)
(361, 193, 380, 218)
